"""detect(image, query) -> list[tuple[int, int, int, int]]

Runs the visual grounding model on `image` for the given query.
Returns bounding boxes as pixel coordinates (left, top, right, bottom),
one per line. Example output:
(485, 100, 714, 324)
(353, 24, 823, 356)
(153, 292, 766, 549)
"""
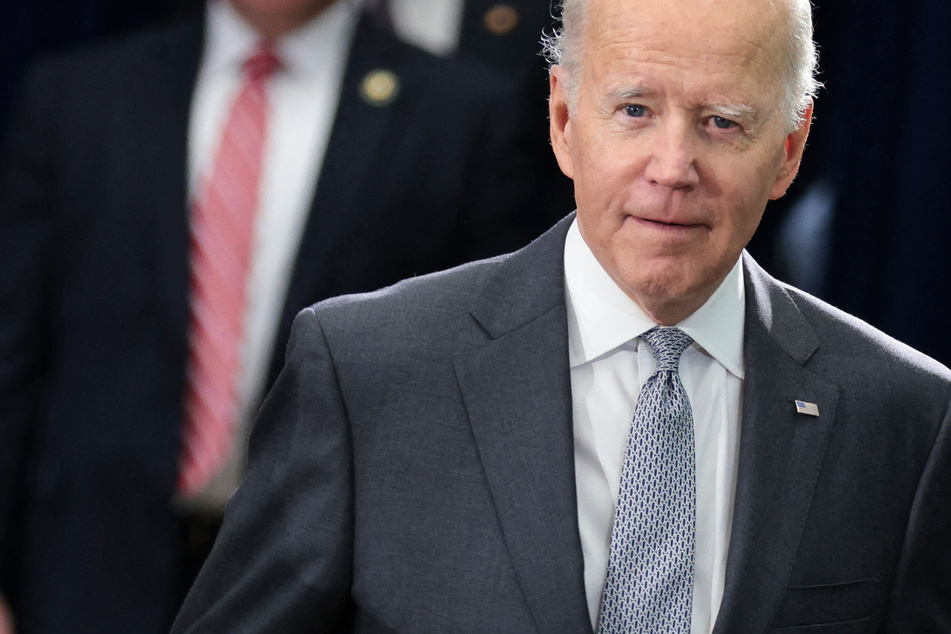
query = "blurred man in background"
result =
(0, 0, 555, 630)
(389, 0, 575, 228)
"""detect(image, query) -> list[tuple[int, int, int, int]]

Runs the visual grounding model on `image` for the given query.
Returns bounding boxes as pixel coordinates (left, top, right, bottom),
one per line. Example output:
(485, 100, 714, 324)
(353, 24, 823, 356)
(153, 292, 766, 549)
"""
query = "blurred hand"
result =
(0, 594, 14, 634)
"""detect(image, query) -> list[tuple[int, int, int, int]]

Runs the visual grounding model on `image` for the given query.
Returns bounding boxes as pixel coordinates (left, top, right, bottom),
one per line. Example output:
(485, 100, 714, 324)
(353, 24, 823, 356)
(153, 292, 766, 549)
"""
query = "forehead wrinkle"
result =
(595, 35, 776, 86)
(587, 0, 787, 78)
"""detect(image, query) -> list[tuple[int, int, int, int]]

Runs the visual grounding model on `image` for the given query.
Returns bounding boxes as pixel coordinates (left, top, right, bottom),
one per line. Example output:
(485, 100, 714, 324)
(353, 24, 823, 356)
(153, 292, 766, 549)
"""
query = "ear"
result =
(549, 66, 575, 179)
(769, 99, 813, 200)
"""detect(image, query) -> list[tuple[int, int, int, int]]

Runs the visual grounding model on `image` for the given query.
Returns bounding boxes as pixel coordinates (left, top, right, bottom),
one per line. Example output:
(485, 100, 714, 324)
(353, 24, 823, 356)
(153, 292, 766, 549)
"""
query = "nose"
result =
(643, 119, 700, 189)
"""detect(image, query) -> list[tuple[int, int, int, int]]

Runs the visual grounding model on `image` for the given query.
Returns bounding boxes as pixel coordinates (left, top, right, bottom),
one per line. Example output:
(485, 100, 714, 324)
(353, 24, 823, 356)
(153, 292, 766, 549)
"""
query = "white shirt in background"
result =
(185, 0, 360, 507)
(388, 0, 465, 55)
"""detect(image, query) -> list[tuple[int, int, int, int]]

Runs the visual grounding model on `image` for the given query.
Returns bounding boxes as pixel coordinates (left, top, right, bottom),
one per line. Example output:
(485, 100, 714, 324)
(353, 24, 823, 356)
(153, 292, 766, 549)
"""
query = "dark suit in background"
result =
(0, 0, 176, 148)
(173, 215, 951, 632)
(388, 0, 574, 231)
(454, 0, 557, 72)
(0, 9, 545, 633)
(454, 0, 574, 227)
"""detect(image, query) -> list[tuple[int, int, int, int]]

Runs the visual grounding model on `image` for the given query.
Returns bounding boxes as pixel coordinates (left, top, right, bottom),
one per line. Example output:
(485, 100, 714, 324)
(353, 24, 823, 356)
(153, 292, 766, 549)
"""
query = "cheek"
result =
(573, 138, 641, 204)
(714, 156, 783, 228)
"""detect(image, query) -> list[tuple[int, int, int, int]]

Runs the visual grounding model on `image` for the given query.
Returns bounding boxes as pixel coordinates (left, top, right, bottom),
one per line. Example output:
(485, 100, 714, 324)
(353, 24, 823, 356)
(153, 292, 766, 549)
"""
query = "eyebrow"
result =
(607, 86, 652, 102)
(704, 101, 758, 125)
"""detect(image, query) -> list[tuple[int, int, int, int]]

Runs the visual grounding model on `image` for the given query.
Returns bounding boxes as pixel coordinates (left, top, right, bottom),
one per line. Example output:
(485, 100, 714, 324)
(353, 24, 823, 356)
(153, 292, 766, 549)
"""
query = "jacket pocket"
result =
(769, 617, 872, 633)
(770, 578, 879, 629)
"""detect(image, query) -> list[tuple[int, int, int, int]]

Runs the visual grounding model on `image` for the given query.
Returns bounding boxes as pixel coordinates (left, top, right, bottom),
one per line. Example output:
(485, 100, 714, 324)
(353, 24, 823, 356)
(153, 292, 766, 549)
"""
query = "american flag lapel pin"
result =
(794, 400, 820, 417)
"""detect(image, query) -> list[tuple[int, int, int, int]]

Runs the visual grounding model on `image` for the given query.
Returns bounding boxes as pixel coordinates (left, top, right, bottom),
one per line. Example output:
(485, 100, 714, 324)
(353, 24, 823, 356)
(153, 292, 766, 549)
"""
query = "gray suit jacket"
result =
(174, 214, 951, 632)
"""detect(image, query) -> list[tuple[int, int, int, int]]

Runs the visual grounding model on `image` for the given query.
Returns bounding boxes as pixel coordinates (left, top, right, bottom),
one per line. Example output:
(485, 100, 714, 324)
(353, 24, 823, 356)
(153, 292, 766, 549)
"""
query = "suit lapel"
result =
(453, 216, 594, 634)
(275, 17, 398, 378)
(713, 253, 840, 633)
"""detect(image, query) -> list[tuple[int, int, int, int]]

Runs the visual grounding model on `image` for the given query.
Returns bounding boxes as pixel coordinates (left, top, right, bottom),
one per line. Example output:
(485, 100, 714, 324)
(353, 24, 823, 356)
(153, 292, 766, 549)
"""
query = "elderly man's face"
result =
(550, 0, 811, 324)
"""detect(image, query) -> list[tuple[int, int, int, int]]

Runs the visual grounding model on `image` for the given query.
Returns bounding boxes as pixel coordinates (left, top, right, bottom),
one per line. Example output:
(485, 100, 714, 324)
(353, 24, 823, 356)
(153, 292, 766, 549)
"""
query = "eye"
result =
(711, 116, 738, 130)
(623, 104, 648, 118)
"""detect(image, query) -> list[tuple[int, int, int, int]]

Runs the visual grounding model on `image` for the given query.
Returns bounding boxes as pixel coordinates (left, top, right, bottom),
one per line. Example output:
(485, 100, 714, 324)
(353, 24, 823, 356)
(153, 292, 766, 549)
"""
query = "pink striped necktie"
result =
(178, 44, 280, 497)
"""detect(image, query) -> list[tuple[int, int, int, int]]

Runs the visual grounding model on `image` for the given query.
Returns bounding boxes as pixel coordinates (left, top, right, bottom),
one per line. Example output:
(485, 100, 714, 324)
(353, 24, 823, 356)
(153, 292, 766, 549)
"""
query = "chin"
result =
(620, 258, 717, 313)
(621, 269, 691, 301)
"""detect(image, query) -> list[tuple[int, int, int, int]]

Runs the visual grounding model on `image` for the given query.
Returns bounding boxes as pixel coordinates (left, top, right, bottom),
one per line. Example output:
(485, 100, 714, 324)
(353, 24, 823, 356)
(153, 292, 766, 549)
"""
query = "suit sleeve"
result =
(880, 397, 951, 629)
(0, 58, 61, 595)
(171, 307, 356, 632)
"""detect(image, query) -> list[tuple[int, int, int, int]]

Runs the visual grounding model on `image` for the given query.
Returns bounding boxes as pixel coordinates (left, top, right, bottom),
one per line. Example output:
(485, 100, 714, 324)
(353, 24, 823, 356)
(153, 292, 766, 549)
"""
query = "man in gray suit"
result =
(173, 0, 951, 630)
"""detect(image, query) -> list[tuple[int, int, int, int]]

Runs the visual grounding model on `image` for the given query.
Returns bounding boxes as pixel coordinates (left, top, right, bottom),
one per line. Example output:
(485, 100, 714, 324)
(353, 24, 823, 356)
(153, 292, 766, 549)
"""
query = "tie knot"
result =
(244, 44, 281, 82)
(641, 327, 693, 372)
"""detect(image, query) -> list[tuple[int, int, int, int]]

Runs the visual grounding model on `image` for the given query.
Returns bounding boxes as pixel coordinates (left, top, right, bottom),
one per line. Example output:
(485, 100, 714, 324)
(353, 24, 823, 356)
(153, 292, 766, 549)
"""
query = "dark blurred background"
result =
(750, 0, 951, 369)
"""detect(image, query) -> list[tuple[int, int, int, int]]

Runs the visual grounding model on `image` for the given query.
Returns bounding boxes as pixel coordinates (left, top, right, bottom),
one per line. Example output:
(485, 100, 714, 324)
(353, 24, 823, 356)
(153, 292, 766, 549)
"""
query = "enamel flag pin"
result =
(794, 400, 820, 417)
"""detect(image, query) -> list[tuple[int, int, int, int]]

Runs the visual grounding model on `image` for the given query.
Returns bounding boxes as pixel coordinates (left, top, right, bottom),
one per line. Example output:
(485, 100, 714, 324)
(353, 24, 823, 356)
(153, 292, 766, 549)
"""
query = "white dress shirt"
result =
(565, 219, 745, 633)
(388, 0, 465, 56)
(185, 0, 359, 507)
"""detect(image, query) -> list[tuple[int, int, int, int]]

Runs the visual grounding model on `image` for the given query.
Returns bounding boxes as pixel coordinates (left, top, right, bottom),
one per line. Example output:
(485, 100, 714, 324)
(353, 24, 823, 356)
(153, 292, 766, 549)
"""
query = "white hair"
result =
(541, 0, 821, 133)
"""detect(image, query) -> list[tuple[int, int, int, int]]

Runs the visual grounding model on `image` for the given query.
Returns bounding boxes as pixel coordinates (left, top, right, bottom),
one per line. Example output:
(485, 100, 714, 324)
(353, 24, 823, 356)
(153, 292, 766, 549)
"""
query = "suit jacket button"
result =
(483, 4, 520, 36)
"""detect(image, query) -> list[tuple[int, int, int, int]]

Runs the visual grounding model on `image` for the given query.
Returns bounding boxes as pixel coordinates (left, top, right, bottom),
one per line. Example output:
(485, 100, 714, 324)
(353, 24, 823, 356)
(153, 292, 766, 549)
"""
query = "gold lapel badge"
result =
(483, 4, 519, 36)
(794, 400, 820, 417)
(360, 69, 399, 107)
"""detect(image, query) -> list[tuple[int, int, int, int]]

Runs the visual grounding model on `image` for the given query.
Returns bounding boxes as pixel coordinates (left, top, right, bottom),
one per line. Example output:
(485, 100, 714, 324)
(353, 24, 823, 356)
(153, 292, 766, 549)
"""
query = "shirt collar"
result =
(564, 217, 745, 379)
(204, 0, 361, 80)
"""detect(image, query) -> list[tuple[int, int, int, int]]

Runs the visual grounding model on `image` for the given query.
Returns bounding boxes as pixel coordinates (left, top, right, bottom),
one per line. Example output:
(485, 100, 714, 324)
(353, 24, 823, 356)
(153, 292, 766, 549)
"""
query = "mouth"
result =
(633, 216, 705, 231)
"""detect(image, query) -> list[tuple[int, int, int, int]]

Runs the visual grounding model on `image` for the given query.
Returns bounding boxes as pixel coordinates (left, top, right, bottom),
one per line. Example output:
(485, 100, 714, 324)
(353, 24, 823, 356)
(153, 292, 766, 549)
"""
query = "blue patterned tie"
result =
(598, 327, 696, 633)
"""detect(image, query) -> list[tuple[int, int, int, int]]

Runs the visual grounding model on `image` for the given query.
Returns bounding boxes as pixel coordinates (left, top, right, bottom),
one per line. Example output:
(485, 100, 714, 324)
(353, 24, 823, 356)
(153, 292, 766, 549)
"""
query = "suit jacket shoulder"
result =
(746, 251, 951, 399)
(309, 213, 573, 359)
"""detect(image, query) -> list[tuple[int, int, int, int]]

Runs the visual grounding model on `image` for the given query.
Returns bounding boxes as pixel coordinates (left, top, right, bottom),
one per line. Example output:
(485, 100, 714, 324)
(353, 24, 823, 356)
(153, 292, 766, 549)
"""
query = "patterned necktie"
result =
(178, 44, 280, 497)
(599, 327, 696, 633)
